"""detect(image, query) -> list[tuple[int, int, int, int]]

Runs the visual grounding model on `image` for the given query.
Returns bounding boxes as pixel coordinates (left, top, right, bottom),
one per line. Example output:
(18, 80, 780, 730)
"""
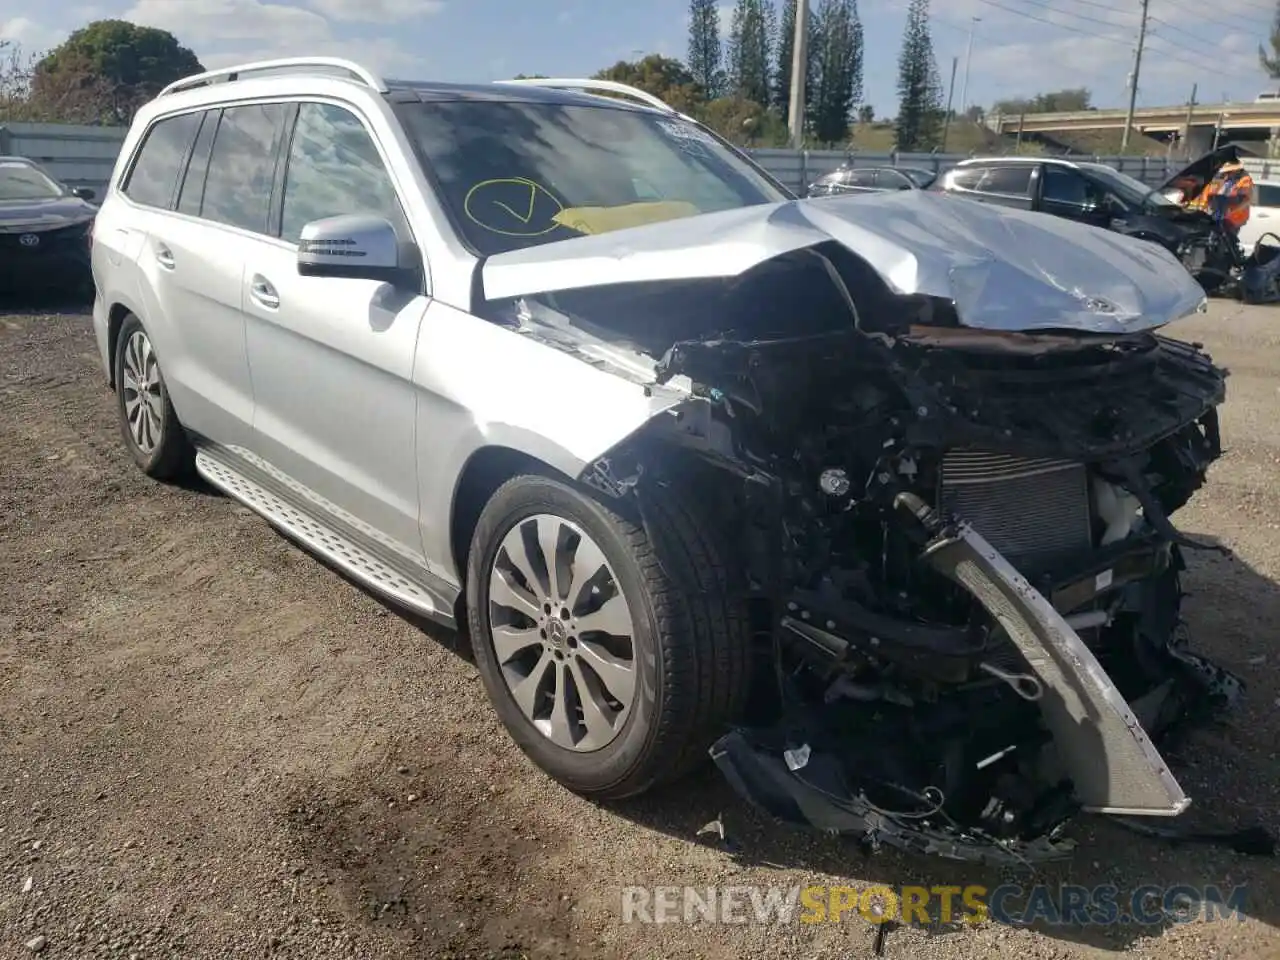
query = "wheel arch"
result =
(447, 445, 568, 621)
(105, 299, 144, 390)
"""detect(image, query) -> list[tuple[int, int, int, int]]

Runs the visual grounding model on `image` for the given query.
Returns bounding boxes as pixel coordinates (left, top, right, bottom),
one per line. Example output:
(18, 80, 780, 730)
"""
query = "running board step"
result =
(194, 448, 455, 626)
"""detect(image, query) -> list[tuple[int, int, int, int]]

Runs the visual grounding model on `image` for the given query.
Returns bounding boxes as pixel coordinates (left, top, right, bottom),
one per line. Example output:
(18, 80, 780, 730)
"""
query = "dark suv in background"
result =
(937, 157, 1230, 291)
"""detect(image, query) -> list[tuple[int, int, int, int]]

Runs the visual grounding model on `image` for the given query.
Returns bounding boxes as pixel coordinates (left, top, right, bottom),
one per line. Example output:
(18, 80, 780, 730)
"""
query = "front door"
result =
(242, 100, 428, 565)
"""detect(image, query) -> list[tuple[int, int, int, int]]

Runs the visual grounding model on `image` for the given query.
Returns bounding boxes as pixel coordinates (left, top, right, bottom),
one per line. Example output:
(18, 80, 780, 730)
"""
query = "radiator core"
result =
(938, 450, 1093, 567)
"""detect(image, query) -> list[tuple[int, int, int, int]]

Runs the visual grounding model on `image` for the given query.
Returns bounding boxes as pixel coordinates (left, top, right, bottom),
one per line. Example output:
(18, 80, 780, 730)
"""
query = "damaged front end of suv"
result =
(480, 191, 1239, 864)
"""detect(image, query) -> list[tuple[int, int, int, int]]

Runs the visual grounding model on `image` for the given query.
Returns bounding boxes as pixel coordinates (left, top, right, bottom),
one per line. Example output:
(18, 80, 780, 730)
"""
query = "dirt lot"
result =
(1, 298, 1278, 960)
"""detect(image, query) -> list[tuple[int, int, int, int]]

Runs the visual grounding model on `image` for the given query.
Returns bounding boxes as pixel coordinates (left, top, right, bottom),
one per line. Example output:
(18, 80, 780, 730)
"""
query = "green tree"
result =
(993, 88, 1091, 115)
(688, 0, 723, 100)
(697, 94, 788, 146)
(593, 55, 702, 114)
(728, 0, 776, 107)
(1261, 1, 1280, 78)
(31, 20, 203, 125)
(895, 0, 943, 151)
(774, 0, 818, 129)
(857, 104, 874, 124)
(810, 0, 864, 145)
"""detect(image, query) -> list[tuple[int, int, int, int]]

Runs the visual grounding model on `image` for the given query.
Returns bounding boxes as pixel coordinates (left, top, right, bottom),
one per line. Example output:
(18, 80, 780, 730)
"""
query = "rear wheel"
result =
(113, 313, 192, 479)
(465, 473, 752, 799)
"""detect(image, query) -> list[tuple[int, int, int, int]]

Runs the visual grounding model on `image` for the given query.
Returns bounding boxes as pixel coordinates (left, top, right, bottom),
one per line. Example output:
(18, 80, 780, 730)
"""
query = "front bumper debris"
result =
(709, 500, 1243, 864)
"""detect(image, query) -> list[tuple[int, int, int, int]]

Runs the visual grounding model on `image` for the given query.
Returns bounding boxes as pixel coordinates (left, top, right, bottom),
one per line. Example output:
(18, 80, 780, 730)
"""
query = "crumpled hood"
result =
(0, 195, 96, 232)
(481, 190, 1206, 335)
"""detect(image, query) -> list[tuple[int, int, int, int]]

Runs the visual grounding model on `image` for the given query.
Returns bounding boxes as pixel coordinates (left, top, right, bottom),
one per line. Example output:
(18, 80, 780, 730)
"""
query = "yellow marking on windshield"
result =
(553, 201, 701, 236)
(464, 177, 564, 237)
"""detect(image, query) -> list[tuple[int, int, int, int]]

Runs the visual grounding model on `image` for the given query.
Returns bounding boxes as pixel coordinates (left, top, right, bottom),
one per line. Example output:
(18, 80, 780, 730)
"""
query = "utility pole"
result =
(788, 0, 810, 148)
(959, 16, 981, 115)
(941, 55, 958, 152)
(1181, 82, 1197, 160)
(1120, 0, 1150, 154)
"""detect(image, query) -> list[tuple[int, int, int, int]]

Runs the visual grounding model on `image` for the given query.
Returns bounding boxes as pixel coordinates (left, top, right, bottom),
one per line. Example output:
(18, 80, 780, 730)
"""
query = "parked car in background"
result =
(0, 156, 97, 298)
(937, 156, 1236, 292)
(92, 58, 1234, 866)
(1237, 178, 1280, 256)
(806, 163, 937, 197)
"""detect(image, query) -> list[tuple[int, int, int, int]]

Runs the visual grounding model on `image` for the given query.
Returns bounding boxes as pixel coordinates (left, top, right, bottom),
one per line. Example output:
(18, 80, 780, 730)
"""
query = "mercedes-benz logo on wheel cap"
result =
(18, 233, 39, 247)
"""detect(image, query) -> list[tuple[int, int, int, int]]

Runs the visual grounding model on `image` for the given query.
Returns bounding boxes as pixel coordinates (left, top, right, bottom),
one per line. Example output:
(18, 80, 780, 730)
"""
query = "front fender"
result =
(412, 300, 690, 584)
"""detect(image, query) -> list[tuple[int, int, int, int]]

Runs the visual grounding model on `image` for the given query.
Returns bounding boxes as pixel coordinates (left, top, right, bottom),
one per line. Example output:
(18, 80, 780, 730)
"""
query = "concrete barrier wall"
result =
(0, 122, 127, 198)
(0, 120, 1183, 202)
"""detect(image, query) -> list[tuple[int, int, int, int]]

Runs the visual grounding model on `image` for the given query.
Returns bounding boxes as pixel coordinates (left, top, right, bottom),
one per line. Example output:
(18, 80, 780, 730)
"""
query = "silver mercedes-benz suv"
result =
(92, 57, 1238, 863)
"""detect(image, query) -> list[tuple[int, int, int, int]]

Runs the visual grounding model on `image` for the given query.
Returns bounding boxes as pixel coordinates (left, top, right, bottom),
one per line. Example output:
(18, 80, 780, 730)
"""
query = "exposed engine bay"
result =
(484, 230, 1241, 864)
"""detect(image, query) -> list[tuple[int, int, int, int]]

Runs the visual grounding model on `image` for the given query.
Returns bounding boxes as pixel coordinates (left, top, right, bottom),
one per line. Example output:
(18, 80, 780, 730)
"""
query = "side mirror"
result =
(297, 214, 418, 286)
(71, 186, 95, 201)
(898, 183, 912, 190)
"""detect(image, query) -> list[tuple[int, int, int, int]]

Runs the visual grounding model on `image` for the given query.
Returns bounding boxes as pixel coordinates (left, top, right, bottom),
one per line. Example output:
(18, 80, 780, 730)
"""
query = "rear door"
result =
(240, 99, 429, 564)
(122, 107, 266, 449)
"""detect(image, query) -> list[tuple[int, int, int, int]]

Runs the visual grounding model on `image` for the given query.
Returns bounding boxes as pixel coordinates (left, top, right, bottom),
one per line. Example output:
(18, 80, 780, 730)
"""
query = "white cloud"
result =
(120, 0, 428, 78)
(303, 0, 442, 23)
(0, 16, 68, 56)
(909, 0, 1273, 107)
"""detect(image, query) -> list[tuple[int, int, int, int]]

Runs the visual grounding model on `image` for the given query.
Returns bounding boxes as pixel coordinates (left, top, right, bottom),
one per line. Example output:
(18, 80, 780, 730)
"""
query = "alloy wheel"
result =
(487, 514, 637, 752)
(121, 330, 163, 454)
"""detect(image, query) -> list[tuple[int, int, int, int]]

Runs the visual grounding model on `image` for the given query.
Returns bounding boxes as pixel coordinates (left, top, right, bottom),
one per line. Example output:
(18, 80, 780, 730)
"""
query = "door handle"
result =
(249, 275, 280, 310)
(155, 244, 175, 270)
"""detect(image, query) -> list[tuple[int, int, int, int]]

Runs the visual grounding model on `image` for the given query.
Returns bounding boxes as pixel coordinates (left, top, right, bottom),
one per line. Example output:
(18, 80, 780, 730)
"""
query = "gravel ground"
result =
(1, 297, 1278, 960)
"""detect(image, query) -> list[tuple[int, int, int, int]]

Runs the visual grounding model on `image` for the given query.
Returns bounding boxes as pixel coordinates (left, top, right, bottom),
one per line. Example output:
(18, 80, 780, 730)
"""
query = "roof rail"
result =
(160, 57, 387, 97)
(495, 77, 678, 115)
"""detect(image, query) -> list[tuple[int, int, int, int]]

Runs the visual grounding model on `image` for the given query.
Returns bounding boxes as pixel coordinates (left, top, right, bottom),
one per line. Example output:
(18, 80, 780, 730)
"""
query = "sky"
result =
(1, 0, 1277, 115)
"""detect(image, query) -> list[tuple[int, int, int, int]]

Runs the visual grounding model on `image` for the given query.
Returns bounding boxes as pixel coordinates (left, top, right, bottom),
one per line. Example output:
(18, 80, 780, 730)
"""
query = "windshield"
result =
(1082, 164, 1178, 210)
(0, 160, 65, 201)
(399, 100, 790, 256)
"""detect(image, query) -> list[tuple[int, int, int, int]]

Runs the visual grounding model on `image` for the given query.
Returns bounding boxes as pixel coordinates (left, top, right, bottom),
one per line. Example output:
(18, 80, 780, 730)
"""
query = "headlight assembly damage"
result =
(481, 193, 1248, 864)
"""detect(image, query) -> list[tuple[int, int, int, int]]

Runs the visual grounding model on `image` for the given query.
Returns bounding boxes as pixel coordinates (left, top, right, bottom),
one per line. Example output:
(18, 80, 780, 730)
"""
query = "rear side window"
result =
(122, 112, 202, 208)
(176, 110, 219, 216)
(200, 103, 287, 234)
(946, 167, 985, 191)
(279, 103, 404, 244)
(978, 166, 1033, 196)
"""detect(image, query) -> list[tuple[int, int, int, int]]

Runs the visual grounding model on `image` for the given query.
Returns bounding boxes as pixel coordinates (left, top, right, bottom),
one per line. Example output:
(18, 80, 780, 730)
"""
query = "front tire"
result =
(465, 474, 752, 799)
(113, 313, 192, 479)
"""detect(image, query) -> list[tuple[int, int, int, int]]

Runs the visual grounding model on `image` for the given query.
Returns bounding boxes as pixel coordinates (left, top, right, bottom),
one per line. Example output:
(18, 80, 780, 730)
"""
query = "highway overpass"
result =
(990, 101, 1280, 155)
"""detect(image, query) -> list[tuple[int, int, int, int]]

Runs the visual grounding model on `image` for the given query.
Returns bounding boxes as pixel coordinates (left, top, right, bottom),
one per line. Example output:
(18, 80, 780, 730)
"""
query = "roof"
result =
(955, 155, 1080, 168)
(385, 79, 656, 113)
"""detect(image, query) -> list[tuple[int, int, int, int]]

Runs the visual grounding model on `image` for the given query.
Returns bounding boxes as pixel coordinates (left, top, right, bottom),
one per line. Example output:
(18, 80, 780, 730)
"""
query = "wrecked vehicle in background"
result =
(96, 64, 1239, 868)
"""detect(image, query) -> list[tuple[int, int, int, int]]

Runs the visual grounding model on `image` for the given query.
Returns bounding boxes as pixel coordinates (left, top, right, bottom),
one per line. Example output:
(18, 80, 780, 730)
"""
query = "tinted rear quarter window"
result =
(201, 103, 287, 234)
(123, 112, 202, 208)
